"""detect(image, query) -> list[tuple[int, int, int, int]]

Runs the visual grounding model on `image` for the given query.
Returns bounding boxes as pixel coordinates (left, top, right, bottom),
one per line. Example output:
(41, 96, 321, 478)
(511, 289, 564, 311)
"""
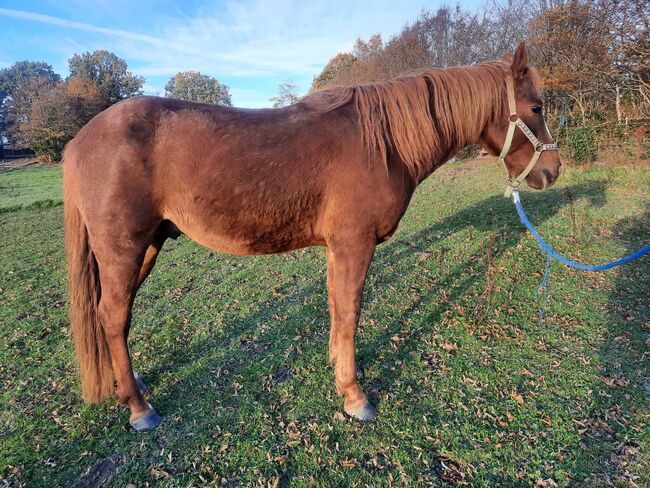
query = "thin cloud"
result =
(0, 7, 164, 45)
(0, 5, 333, 77)
(0, 1, 433, 107)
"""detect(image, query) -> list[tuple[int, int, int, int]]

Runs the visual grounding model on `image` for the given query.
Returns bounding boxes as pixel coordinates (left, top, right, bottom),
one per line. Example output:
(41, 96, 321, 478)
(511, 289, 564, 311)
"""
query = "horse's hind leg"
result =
(126, 235, 167, 397)
(136, 221, 180, 290)
(326, 236, 377, 421)
(137, 234, 166, 290)
(94, 237, 162, 431)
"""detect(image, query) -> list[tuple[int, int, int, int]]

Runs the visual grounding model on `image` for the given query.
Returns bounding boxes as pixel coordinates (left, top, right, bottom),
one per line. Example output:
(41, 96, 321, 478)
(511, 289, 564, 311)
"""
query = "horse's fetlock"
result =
(116, 389, 130, 404)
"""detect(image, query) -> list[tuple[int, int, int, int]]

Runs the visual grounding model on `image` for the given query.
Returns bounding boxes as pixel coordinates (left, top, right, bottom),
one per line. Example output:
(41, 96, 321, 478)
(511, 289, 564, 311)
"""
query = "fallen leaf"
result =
(510, 391, 525, 405)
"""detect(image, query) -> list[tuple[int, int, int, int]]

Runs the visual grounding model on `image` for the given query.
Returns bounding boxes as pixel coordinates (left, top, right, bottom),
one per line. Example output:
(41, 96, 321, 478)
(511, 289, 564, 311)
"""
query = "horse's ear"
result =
(512, 42, 528, 78)
(502, 51, 513, 63)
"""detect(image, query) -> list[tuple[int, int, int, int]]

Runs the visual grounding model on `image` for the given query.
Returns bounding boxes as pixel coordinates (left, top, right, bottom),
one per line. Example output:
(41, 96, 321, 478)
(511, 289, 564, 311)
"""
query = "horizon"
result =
(0, 0, 482, 108)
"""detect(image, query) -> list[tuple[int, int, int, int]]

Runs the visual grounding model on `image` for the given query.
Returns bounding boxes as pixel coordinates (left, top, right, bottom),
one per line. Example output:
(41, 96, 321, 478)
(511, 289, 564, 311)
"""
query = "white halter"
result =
(498, 74, 558, 198)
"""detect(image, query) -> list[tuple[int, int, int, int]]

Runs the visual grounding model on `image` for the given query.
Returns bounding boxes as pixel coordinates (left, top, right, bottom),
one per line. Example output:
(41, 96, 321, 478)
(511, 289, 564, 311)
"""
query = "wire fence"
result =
(550, 118, 650, 164)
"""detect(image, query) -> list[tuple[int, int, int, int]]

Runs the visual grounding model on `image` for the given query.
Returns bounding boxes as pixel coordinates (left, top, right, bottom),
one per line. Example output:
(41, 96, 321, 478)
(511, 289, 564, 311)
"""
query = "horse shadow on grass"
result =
(74, 180, 612, 484)
(570, 204, 650, 485)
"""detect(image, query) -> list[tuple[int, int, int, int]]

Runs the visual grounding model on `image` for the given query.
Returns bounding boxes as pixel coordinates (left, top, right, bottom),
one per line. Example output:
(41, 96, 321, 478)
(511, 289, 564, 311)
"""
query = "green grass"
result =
(0, 166, 62, 213)
(1, 161, 648, 487)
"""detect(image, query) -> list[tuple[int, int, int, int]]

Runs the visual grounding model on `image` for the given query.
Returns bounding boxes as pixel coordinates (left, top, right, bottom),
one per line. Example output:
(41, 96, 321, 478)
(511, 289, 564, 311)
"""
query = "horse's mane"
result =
(305, 62, 509, 179)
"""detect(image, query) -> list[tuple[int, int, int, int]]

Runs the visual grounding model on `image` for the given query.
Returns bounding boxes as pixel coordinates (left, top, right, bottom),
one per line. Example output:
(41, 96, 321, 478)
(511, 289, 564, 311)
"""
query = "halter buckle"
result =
(508, 178, 522, 189)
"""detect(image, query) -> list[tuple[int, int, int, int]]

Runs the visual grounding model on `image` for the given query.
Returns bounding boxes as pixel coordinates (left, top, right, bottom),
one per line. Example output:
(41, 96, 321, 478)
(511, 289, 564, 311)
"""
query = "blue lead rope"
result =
(512, 190, 650, 271)
(511, 190, 650, 320)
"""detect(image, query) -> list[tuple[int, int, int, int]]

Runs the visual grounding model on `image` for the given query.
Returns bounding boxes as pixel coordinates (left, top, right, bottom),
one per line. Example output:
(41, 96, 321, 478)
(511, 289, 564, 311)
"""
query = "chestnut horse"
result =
(64, 43, 561, 430)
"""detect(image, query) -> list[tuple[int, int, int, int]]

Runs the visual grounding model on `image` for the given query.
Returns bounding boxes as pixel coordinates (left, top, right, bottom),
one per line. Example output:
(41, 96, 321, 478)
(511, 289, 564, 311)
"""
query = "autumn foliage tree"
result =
(16, 76, 103, 161)
(311, 5, 529, 89)
(164, 71, 232, 105)
(2, 1, 646, 163)
(308, 0, 649, 164)
(529, 1, 614, 120)
(311, 53, 357, 90)
(68, 50, 144, 108)
(312, 0, 647, 158)
(2, 51, 142, 160)
(526, 0, 649, 162)
(0, 61, 61, 144)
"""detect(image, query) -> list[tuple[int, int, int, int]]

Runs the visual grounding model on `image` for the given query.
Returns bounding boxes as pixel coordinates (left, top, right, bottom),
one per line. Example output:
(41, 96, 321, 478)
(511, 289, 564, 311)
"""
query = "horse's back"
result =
(64, 96, 369, 254)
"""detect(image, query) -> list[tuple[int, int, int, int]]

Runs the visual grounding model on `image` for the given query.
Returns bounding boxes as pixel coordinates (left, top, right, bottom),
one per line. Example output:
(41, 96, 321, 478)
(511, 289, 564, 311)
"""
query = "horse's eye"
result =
(532, 106, 542, 114)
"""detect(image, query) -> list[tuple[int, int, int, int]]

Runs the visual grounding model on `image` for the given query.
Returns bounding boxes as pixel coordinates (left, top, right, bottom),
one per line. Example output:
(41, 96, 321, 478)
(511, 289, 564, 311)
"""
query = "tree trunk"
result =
(615, 85, 622, 125)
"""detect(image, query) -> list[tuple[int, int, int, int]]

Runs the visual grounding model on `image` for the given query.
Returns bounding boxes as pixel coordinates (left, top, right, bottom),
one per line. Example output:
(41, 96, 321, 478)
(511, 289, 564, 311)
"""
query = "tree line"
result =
(314, 0, 648, 121)
(1, 0, 647, 162)
(0, 51, 232, 161)
(311, 0, 648, 162)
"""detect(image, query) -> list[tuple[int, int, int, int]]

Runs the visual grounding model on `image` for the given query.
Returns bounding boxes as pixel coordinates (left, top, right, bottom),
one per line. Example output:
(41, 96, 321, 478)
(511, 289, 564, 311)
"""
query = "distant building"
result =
(1, 144, 35, 160)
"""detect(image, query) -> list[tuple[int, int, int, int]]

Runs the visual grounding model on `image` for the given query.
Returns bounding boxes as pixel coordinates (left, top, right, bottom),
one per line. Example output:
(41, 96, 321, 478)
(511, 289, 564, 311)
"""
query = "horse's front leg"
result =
(326, 236, 377, 420)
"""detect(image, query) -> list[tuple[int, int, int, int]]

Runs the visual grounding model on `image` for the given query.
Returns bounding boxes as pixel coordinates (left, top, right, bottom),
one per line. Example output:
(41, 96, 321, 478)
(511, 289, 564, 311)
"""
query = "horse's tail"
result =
(64, 172, 114, 402)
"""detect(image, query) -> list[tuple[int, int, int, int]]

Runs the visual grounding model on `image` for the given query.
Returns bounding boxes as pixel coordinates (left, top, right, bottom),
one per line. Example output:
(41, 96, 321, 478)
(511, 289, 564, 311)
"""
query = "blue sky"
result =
(0, 0, 482, 108)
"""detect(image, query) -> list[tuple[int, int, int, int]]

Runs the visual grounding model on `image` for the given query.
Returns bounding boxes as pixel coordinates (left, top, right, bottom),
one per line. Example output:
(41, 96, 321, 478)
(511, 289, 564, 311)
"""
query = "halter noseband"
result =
(498, 74, 558, 198)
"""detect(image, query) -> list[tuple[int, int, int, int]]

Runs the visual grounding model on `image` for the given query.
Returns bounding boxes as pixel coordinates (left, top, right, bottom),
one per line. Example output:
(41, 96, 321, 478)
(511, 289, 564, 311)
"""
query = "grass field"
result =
(1, 160, 648, 487)
(0, 166, 62, 213)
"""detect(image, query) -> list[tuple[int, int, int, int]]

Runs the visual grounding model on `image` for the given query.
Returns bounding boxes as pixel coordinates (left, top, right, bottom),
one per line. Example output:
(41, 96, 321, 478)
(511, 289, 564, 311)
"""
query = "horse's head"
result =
(482, 42, 562, 195)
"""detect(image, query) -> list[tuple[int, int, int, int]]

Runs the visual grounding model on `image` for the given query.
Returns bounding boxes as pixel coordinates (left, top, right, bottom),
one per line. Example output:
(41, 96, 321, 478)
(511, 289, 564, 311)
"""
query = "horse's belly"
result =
(170, 213, 321, 256)
(161, 170, 325, 255)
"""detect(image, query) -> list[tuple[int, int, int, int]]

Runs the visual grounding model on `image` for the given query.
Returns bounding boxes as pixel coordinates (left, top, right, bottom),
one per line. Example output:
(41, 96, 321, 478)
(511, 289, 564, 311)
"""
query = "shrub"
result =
(566, 127, 598, 163)
(455, 144, 481, 161)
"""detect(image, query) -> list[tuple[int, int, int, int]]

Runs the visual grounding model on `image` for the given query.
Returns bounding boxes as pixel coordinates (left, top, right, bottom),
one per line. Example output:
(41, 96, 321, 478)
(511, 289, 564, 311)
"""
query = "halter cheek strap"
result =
(497, 75, 558, 198)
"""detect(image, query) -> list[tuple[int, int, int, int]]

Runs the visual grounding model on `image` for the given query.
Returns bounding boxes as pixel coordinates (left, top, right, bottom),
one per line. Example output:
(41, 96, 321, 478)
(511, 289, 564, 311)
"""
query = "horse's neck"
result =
(415, 148, 459, 185)
(408, 65, 505, 184)
(410, 119, 484, 187)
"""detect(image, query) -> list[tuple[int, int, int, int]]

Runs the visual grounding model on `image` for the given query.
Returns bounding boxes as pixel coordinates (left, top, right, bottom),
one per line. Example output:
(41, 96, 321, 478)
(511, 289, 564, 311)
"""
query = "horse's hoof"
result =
(345, 401, 377, 421)
(133, 372, 148, 395)
(129, 404, 161, 431)
(356, 363, 365, 380)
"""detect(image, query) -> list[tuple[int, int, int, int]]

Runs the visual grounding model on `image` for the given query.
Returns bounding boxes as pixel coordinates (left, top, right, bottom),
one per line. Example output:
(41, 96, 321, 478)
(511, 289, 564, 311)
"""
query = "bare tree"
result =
(270, 80, 301, 108)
